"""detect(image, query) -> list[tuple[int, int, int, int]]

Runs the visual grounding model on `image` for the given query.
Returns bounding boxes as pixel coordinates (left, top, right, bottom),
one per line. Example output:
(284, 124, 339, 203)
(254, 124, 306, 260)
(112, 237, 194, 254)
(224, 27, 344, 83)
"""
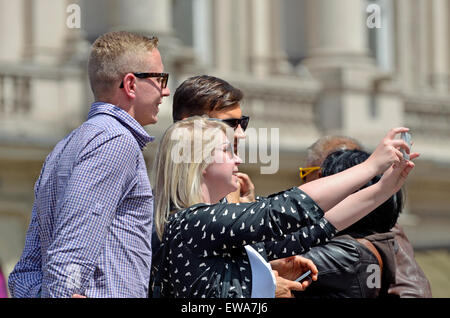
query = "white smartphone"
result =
(295, 270, 312, 283)
(401, 132, 412, 160)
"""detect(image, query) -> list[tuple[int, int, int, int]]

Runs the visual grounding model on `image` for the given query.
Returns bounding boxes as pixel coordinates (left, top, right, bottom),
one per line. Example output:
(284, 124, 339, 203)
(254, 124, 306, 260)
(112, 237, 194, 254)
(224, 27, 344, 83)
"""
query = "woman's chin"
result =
(223, 182, 238, 195)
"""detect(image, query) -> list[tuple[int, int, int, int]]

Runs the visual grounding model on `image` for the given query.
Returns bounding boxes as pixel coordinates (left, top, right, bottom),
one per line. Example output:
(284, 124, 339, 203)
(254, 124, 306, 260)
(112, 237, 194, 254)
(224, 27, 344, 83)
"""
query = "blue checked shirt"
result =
(8, 102, 154, 298)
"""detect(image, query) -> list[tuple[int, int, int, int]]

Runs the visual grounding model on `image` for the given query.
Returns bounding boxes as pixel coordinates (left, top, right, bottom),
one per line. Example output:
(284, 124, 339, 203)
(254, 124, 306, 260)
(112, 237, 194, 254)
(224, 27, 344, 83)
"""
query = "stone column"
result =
(208, 0, 289, 76)
(396, 0, 414, 90)
(302, 0, 402, 140)
(212, 0, 233, 71)
(416, 0, 431, 90)
(374, 0, 395, 72)
(0, 0, 25, 62)
(193, 0, 213, 67)
(113, 0, 173, 37)
(269, 0, 292, 75)
(249, 0, 271, 77)
(430, 0, 449, 93)
(30, 0, 69, 64)
(233, 0, 250, 74)
(305, 0, 369, 59)
(248, 0, 291, 77)
(62, 0, 91, 65)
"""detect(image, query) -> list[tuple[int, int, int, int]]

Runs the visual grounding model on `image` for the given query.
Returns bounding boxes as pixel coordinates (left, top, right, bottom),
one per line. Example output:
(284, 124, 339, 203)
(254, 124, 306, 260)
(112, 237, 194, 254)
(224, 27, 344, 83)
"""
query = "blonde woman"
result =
(151, 116, 417, 298)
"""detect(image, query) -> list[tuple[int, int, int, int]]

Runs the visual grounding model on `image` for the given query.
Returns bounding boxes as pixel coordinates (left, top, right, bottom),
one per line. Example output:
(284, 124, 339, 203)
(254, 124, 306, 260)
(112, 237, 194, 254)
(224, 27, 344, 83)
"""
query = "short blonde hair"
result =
(153, 116, 230, 240)
(88, 31, 159, 100)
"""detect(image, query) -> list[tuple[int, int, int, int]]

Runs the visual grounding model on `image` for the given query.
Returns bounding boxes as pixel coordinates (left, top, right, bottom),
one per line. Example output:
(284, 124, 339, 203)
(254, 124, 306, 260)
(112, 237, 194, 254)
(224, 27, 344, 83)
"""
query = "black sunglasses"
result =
(119, 72, 169, 89)
(210, 116, 250, 131)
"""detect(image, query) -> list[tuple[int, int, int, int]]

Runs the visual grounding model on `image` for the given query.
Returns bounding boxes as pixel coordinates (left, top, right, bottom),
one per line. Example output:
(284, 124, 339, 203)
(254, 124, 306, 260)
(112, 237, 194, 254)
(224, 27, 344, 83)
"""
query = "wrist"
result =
(361, 158, 379, 178)
(372, 180, 391, 206)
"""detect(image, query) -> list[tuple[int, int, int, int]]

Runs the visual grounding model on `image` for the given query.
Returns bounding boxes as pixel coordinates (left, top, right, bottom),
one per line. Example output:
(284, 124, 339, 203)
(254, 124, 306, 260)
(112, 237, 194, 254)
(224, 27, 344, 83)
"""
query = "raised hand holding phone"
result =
(366, 127, 411, 176)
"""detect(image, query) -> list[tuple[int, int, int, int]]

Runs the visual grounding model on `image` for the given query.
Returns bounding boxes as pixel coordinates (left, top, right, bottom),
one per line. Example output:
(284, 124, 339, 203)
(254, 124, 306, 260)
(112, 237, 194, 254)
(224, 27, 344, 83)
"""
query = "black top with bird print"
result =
(151, 187, 337, 298)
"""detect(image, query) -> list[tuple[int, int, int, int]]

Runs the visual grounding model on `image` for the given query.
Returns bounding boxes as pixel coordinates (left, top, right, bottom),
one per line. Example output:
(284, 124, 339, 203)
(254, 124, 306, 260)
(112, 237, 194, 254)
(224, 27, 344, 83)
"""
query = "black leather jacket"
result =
(294, 233, 397, 298)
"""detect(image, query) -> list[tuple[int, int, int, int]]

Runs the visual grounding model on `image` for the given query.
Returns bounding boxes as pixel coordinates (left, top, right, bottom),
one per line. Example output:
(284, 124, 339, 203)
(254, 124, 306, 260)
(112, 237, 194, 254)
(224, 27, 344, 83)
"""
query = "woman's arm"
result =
(299, 160, 376, 212)
(299, 127, 413, 212)
(181, 187, 336, 256)
(324, 157, 415, 231)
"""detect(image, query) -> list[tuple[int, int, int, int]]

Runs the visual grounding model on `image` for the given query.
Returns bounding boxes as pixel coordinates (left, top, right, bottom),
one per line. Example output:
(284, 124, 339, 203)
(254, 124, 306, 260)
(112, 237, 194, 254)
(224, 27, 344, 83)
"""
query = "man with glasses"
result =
(299, 135, 362, 183)
(9, 31, 170, 298)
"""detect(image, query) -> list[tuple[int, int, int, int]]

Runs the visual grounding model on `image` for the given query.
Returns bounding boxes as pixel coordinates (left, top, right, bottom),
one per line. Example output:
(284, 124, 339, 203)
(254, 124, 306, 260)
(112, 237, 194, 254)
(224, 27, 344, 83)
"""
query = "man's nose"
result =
(162, 86, 170, 96)
(234, 125, 246, 139)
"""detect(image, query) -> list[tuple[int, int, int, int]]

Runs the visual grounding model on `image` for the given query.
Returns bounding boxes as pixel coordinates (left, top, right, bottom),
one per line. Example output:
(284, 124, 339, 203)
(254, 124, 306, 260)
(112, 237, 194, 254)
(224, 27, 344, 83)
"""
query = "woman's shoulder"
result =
(258, 186, 304, 199)
(168, 203, 213, 222)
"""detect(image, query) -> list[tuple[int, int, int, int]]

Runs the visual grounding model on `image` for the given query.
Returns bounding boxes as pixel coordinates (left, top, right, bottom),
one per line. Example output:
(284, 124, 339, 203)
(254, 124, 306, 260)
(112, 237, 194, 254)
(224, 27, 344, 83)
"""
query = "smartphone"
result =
(401, 132, 412, 160)
(295, 270, 312, 283)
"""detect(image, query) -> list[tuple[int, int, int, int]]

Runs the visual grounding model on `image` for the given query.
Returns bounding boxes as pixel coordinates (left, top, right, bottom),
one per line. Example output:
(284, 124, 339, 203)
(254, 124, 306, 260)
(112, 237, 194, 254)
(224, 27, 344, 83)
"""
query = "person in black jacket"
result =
(298, 136, 432, 298)
(284, 150, 399, 297)
(151, 116, 417, 298)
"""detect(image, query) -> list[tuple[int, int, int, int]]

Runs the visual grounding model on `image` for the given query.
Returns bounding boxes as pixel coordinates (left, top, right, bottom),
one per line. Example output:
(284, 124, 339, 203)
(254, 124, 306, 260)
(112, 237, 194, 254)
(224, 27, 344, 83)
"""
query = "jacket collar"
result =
(88, 102, 155, 149)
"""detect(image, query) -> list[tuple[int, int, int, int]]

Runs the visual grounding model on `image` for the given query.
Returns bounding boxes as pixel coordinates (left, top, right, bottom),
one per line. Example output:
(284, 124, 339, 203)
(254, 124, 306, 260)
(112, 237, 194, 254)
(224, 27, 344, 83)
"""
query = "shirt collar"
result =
(88, 102, 155, 149)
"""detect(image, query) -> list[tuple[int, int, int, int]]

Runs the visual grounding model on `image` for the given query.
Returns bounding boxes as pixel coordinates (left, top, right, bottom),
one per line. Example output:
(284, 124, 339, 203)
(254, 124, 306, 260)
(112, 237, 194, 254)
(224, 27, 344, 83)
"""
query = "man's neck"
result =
(96, 97, 135, 118)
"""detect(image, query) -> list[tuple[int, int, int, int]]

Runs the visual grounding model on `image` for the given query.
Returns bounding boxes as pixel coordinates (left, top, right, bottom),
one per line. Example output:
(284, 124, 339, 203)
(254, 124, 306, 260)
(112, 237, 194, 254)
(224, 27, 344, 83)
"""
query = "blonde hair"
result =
(88, 31, 159, 100)
(153, 116, 230, 240)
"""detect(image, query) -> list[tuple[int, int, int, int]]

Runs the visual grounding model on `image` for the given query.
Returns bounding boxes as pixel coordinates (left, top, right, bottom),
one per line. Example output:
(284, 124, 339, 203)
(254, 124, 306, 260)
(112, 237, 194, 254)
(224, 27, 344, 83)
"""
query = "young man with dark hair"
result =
(167, 75, 316, 297)
(172, 75, 254, 203)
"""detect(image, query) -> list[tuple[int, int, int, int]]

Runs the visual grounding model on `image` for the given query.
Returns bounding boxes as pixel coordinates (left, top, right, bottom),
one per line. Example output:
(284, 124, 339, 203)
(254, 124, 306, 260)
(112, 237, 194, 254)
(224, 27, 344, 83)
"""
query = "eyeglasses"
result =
(299, 166, 321, 181)
(119, 72, 169, 89)
(209, 116, 250, 131)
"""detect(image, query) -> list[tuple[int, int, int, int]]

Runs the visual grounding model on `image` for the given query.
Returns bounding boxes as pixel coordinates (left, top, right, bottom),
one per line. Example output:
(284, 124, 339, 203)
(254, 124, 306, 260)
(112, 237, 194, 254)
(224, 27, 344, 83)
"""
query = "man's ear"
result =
(123, 74, 137, 98)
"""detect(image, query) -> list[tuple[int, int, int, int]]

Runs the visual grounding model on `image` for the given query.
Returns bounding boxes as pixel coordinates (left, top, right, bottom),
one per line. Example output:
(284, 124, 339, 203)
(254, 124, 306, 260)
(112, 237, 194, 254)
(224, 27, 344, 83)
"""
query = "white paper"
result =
(244, 245, 276, 298)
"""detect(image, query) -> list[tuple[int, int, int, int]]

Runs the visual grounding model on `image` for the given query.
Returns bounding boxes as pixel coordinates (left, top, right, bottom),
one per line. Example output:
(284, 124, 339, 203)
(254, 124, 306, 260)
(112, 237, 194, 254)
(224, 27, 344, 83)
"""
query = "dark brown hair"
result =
(172, 75, 243, 122)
